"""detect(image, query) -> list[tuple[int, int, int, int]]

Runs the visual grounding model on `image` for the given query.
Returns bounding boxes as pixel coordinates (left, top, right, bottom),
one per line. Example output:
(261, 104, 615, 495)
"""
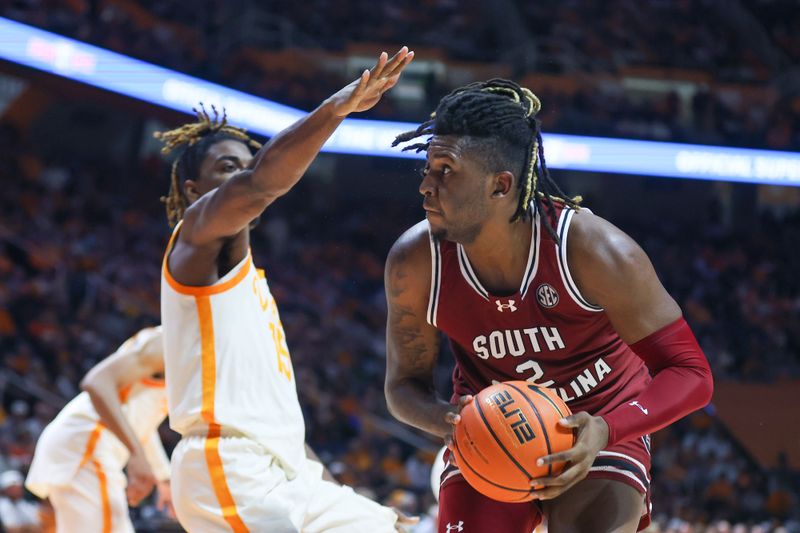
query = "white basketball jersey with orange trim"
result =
(161, 223, 306, 473)
(26, 327, 169, 498)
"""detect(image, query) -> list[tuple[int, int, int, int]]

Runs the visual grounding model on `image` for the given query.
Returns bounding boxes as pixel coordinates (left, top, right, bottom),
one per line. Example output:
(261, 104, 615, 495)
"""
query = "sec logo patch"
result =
(536, 283, 559, 308)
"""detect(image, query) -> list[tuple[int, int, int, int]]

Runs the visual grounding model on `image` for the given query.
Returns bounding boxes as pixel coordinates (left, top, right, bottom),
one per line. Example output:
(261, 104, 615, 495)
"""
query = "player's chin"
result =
(430, 225, 448, 242)
(426, 214, 448, 240)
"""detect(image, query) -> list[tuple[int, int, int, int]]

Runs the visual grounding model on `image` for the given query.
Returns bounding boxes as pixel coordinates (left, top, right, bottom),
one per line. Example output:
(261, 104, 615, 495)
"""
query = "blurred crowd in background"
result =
(2, 0, 800, 150)
(1, 120, 798, 530)
(1, 0, 800, 532)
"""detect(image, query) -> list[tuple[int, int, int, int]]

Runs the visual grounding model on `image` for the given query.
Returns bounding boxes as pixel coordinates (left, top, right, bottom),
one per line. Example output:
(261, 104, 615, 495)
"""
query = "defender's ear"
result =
(183, 179, 200, 203)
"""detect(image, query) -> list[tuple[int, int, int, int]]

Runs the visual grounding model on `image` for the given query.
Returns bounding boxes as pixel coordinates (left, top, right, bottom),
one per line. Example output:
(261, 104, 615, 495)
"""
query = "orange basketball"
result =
(452, 381, 575, 502)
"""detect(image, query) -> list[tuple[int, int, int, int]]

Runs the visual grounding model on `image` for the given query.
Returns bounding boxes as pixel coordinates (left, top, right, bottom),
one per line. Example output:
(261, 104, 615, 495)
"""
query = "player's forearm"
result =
(82, 381, 146, 457)
(248, 100, 344, 199)
(600, 317, 714, 445)
(185, 101, 346, 243)
(386, 377, 453, 438)
(602, 364, 712, 446)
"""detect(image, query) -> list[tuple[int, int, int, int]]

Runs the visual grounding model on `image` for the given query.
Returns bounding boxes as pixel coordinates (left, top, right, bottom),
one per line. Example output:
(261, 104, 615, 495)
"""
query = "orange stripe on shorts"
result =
(79, 423, 104, 469)
(91, 459, 112, 533)
(205, 424, 249, 533)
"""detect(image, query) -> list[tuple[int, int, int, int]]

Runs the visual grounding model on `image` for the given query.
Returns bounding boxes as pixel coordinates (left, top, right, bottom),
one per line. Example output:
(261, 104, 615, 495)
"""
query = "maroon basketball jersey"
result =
(428, 204, 651, 417)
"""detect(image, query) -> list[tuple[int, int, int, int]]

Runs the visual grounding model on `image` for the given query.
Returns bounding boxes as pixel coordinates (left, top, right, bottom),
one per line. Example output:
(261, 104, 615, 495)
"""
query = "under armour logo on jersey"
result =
(495, 300, 517, 312)
(446, 522, 464, 532)
(536, 283, 559, 308)
(629, 401, 649, 415)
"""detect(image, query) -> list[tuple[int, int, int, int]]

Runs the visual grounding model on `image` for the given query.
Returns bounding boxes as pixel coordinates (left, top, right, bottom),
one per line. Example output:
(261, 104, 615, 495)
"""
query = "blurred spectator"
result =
(0, 470, 41, 533)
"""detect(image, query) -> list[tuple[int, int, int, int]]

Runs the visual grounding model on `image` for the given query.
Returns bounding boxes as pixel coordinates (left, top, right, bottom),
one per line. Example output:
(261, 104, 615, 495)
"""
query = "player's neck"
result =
(461, 218, 532, 295)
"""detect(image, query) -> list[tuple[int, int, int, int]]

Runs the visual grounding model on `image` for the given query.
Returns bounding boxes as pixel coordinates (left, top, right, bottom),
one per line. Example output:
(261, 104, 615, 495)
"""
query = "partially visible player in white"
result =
(26, 326, 173, 533)
(157, 48, 416, 533)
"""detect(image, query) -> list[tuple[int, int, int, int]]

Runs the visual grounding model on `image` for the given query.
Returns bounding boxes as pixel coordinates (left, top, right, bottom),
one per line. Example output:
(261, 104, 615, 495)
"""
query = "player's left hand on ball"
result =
(529, 412, 609, 500)
(327, 46, 414, 117)
(391, 507, 420, 532)
(442, 395, 474, 452)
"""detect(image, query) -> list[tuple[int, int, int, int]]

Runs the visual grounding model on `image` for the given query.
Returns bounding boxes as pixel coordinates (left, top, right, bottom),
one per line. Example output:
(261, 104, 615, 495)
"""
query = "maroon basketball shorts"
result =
(437, 435, 652, 533)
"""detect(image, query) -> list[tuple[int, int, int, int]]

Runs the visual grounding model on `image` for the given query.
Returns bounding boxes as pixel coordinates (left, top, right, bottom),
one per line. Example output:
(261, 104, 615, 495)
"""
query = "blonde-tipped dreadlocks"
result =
(393, 79, 581, 240)
(154, 105, 262, 227)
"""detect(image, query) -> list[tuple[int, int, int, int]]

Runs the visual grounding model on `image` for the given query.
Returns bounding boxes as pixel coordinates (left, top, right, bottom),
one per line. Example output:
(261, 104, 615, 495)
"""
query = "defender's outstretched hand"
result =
(328, 46, 414, 117)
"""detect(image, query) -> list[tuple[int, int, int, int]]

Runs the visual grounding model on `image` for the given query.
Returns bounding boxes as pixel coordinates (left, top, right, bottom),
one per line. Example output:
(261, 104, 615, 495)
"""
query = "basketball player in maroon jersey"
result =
(384, 79, 713, 532)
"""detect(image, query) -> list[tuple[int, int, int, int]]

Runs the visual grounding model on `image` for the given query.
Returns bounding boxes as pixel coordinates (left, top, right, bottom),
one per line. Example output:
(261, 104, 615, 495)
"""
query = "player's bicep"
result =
(384, 230, 441, 385)
(386, 300, 441, 383)
(570, 215, 680, 344)
(182, 170, 277, 246)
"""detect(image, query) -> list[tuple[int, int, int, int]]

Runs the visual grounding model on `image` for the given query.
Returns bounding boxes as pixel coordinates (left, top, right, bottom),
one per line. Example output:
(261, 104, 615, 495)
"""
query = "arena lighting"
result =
(1, 17, 799, 187)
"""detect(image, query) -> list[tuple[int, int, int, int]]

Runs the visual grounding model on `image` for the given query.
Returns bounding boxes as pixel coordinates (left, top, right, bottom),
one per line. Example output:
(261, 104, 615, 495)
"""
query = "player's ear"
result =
(183, 179, 200, 203)
(490, 171, 514, 199)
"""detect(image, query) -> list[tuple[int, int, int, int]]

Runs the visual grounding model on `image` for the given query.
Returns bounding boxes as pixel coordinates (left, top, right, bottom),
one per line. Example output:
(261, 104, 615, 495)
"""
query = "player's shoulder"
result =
(385, 220, 432, 295)
(386, 220, 432, 271)
(176, 188, 218, 244)
(143, 325, 164, 346)
(132, 325, 163, 344)
(567, 208, 649, 278)
(118, 325, 164, 360)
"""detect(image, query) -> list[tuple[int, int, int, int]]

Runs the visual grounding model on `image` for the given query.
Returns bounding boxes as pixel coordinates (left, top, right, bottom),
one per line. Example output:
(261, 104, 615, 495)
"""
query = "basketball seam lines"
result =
(452, 438, 531, 494)
(526, 384, 569, 420)
(506, 382, 553, 478)
(474, 398, 534, 479)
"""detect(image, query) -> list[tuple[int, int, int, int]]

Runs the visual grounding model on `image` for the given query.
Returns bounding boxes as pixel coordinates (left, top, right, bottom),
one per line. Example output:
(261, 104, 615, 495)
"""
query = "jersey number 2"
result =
(515, 360, 555, 388)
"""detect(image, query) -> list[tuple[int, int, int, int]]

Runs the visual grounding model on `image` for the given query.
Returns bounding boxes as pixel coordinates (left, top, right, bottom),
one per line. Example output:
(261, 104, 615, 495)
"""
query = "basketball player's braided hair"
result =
(393, 79, 581, 238)
(154, 105, 262, 227)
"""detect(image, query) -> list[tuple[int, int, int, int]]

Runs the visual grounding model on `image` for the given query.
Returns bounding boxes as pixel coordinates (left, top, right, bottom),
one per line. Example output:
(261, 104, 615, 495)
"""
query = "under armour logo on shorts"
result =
(446, 522, 464, 532)
(495, 300, 517, 312)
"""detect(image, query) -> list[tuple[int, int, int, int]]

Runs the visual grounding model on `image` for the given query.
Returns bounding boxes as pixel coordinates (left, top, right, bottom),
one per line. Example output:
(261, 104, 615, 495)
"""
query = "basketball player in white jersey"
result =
(157, 48, 416, 532)
(26, 326, 173, 533)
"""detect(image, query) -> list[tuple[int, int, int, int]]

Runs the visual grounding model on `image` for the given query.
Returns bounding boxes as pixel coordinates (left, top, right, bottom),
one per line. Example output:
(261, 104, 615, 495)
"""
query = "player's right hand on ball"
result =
(443, 395, 474, 460)
(126, 449, 158, 506)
